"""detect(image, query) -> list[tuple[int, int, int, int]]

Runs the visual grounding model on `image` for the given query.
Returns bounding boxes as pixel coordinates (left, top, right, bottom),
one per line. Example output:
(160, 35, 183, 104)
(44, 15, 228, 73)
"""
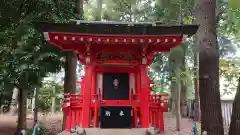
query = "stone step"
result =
(85, 128, 148, 135)
(57, 128, 149, 135)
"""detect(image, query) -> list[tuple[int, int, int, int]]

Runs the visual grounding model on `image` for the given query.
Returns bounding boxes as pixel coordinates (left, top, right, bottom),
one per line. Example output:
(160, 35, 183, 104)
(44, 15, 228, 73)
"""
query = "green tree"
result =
(195, 0, 224, 134)
(0, 0, 78, 133)
(38, 81, 63, 112)
(228, 77, 240, 135)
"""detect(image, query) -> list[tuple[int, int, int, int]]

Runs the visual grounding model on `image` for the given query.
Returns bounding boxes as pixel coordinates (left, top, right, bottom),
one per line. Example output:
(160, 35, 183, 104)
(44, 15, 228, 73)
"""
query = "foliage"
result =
(151, 81, 169, 94)
(150, 53, 170, 91)
(28, 125, 50, 135)
(192, 121, 198, 135)
(220, 58, 240, 95)
(229, 0, 240, 9)
(168, 43, 193, 89)
(38, 81, 63, 111)
(0, 0, 78, 91)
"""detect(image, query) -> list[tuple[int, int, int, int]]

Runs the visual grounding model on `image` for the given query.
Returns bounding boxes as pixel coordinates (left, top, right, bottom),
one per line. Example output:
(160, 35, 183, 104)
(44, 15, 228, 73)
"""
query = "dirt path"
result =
(0, 112, 229, 135)
(161, 113, 229, 135)
(0, 113, 62, 135)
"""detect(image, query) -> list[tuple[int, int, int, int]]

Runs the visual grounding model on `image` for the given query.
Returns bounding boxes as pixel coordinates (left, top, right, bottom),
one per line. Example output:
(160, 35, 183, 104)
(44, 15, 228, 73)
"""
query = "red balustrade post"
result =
(133, 107, 138, 128)
(149, 110, 151, 124)
(71, 108, 76, 129)
(163, 96, 169, 112)
(131, 93, 138, 128)
(75, 108, 80, 125)
(159, 110, 165, 132)
(152, 110, 156, 127)
(93, 98, 99, 127)
(79, 108, 82, 124)
(156, 109, 160, 129)
(65, 107, 72, 132)
(149, 96, 152, 124)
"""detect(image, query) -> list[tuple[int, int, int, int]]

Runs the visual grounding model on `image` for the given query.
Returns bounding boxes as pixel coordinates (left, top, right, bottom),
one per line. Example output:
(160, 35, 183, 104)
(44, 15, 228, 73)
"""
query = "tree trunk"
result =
(180, 87, 187, 117)
(0, 91, 2, 114)
(15, 86, 27, 135)
(193, 36, 201, 121)
(169, 58, 176, 114)
(62, 52, 78, 129)
(31, 94, 34, 112)
(95, 0, 103, 21)
(168, 96, 173, 112)
(62, 0, 83, 130)
(10, 87, 19, 115)
(171, 85, 176, 114)
(75, 0, 84, 18)
(26, 98, 29, 113)
(180, 50, 187, 117)
(64, 52, 77, 94)
(193, 8, 201, 121)
(228, 78, 240, 135)
(51, 88, 56, 114)
(33, 87, 39, 125)
(175, 80, 181, 131)
(196, 0, 224, 134)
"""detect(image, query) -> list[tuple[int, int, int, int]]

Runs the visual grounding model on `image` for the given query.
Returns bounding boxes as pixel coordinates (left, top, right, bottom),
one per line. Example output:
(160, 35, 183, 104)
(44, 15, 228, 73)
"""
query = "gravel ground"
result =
(0, 112, 229, 135)
(159, 113, 229, 135)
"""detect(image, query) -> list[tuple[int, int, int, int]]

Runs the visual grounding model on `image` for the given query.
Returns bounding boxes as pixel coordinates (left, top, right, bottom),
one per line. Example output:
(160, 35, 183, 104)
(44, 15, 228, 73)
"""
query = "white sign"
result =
(105, 111, 111, 116)
(119, 110, 124, 116)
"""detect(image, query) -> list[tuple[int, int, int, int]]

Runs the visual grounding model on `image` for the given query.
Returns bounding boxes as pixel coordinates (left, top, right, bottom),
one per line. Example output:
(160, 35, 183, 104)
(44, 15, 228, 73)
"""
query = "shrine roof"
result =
(34, 21, 198, 36)
(34, 21, 199, 65)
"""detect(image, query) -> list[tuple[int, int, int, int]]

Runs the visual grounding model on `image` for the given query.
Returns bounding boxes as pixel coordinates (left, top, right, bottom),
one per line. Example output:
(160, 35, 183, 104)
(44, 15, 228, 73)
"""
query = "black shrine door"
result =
(102, 72, 129, 100)
(100, 72, 132, 128)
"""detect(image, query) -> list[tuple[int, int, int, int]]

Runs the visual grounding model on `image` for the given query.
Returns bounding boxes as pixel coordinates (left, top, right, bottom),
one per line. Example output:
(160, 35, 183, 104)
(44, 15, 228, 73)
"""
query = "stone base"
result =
(58, 128, 149, 135)
(57, 131, 74, 135)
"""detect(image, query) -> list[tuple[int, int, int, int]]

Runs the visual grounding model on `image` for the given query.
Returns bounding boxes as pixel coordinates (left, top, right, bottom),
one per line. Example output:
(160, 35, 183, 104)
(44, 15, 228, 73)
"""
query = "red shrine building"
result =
(36, 21, 198, 134)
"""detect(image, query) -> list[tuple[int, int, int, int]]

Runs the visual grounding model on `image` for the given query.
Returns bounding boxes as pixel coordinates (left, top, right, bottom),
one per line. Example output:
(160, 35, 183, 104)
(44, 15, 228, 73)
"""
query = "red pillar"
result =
(140, 65, 149, 128)
(91, 68, 97, 127)
(80, 77, 85, 95)
(93, 102, 99, 127)
(133, 107, 138, 128)
(82, 65, 94, 128)
(92, 69, 99, 127)
(91, 70, 97, 95)
(136, 70, 141, 97)
(136, 69, 141, 127)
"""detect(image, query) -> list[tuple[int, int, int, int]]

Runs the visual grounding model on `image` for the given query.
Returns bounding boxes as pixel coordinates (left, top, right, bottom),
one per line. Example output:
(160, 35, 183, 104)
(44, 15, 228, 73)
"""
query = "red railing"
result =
(62, 93, 168, 132)
(148, 94, 168, 132)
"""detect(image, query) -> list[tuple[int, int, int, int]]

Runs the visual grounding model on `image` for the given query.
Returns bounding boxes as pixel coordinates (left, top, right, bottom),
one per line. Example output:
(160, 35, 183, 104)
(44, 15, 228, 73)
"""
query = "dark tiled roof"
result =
(34, 21, 199, 37)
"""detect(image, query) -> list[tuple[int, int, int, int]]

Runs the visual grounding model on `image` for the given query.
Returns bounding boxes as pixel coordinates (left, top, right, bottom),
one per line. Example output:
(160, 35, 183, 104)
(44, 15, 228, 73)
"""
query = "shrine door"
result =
(100, 72, 132, 128)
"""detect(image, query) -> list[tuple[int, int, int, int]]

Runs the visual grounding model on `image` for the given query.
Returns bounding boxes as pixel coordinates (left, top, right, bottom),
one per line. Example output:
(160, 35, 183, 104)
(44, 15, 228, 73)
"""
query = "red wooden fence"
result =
(62, 93, 168, 132)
